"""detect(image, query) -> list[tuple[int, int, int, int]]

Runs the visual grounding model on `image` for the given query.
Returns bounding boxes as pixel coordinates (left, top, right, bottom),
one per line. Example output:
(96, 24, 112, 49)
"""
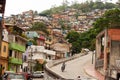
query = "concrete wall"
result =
(110, 41, 120, 66)
(44, 53, 85, 80)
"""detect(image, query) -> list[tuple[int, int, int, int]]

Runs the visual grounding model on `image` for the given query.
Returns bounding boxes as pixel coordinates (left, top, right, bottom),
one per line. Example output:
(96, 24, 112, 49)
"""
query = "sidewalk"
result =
(84, 63, 105, 80)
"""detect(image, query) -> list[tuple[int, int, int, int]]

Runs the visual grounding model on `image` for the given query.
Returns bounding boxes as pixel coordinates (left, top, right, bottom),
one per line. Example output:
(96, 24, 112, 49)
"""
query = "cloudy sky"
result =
(4, 0, 118, 16)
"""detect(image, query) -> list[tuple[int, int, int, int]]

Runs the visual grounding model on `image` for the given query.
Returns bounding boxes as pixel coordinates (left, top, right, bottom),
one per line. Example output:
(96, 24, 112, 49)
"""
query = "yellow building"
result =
(0, 0, 8, 76)
(0, 41, 9, 75)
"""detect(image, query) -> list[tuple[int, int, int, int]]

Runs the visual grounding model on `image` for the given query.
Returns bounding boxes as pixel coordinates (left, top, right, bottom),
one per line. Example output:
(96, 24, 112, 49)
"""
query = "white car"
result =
(32, 71, 44, 78)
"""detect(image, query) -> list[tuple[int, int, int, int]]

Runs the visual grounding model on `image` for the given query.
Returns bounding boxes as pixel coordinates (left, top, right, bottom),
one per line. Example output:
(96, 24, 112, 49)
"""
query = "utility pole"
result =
(30, 46, 33, 73)
(0, 14, 2, 52)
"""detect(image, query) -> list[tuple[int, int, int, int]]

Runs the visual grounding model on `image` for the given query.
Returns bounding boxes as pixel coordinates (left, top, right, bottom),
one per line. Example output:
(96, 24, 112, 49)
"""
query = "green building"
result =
(5, 24, 27, 72)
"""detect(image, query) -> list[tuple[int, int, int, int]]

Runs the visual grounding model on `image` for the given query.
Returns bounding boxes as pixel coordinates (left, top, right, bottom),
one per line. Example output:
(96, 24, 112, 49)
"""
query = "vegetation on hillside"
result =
(29, 22, 49, 35)
(66, 8, 120, 54)
(40, 1, 118, 16)
(33, 1, 120, 54)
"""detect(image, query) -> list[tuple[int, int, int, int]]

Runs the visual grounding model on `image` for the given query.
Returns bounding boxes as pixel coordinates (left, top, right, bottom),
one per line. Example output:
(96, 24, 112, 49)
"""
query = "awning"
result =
(51, 43, 69, 53)
(9, 42, 25, 52)
(27, 45, 45, 52)
(44, 50, 56, 55)
(32, 54, 43, 60)
(45, 41, 52, 45)
(9, 57, 22, 65)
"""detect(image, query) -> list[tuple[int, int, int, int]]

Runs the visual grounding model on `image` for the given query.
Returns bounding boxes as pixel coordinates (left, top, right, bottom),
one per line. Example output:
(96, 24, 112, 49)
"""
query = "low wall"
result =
(44, 53, 85, 80)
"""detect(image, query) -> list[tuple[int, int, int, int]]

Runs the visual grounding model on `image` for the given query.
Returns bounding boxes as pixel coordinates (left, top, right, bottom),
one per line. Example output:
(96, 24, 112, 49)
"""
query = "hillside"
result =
(40, 1, 118, 16)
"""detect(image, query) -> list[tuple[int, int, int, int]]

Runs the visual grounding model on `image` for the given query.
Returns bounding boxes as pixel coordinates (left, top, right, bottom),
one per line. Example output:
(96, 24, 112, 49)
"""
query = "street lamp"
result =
(30, 46, 33, 73)
(27, 46, 33, 73)
(92, 50, 95, 64)
(28, 45, 37, 73)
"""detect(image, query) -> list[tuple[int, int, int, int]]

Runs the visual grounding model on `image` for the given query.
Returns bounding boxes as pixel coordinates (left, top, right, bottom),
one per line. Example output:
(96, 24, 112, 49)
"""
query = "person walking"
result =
(76, 76, 81, 80)
(74, 76, 81, 80)
(61, 62, 66, 72)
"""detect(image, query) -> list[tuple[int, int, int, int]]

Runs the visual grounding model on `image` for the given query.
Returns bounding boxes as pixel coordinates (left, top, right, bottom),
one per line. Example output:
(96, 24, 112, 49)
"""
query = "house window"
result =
(48, 55, 51, 60)
(23, 55, 27, 62)
(3, 45, 6, 52)
(15, 51, 17, 58)
(15, 37, 18, 42)
(9, 50, 12, 57)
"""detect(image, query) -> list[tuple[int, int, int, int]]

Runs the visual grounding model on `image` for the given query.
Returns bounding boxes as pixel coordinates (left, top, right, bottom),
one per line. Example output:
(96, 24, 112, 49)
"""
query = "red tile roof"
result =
(38, 36, 45, 40)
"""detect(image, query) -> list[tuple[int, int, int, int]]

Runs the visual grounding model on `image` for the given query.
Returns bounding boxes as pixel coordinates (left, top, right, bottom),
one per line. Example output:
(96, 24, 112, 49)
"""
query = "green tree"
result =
(34, 60, 46, 71)
(93, 8, 120, 32)
(30, 22, 49, 35)
(71, 41, 81, 54)
(66, 30, 80, 43)
(66, 31, 81, 54)
(66, 8, 120, 52)
(40, 9, 52, 16)
(88, 8, 120, 50)
(39, 1, 117, 16)
(34, 61, 43, 71)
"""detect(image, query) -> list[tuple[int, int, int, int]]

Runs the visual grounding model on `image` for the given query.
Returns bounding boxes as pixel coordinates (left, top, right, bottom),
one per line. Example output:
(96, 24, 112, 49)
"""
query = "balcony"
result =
(8, 34, 27, 43)
(9, 57, 22, 65)
(9, 42, 25, 52)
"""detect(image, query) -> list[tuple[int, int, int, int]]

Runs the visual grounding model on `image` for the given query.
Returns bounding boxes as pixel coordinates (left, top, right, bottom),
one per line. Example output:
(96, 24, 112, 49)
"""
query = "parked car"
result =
(2, 71, 26, 80)
(2, 71, 15, 80)
(32, 71, 44, 78)
(19, 72, 32, 80)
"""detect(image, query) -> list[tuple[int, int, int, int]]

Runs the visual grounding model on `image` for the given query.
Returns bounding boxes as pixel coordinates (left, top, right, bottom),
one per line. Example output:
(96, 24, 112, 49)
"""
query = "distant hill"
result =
(40, 1, 118, 16)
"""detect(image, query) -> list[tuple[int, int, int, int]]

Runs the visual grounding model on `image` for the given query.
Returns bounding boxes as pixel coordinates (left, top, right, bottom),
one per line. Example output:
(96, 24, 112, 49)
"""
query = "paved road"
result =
(33, 78, 43, 80)
(50, 52, 95, 79)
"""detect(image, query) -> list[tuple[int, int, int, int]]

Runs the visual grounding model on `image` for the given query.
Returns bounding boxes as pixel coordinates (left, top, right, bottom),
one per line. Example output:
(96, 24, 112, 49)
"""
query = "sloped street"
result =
(50, 52, 96, 80)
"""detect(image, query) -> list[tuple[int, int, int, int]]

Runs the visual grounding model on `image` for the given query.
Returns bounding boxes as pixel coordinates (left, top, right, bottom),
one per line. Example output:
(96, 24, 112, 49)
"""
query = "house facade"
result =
(0, 28, 9, 75)
(0, 0, 8, 76)
(5, 24, 27, 72)
(23, 45, 56, 73)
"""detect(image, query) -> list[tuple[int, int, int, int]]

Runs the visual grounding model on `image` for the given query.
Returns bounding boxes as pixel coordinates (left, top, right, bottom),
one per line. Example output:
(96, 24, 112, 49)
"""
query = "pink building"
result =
(95, 28, 120, 80)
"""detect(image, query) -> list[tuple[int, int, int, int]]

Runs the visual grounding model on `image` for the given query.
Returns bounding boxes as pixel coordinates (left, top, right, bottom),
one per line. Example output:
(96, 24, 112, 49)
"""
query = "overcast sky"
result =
(4, 0, 118, 16)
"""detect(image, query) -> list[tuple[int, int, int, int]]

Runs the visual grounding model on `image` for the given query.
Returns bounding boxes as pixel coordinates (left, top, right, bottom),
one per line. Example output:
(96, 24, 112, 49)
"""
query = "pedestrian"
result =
(77, 76, 81, 80)
(61, 62, 66, 72)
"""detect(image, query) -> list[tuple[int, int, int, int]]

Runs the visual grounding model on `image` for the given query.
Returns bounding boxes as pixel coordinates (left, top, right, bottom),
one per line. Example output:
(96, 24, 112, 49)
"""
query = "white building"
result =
(22, 45, 56, 72)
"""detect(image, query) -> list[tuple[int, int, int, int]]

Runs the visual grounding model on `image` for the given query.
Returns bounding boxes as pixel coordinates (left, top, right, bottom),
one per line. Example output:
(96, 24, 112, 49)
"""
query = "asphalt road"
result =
(33, 78, 43, 80)
(50, 52, 94, 79)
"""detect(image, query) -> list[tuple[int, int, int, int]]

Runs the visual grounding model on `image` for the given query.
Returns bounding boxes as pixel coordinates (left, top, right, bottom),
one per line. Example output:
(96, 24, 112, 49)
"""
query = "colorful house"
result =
(0, 0, 8, 76)
(36, 31, 46, 46)
(0, 28, 9, 74)
(25, 31, 39, 39)
(95, 28, 120, 80)
(23, 45, 56, 72)
(5, 24, 27, 72)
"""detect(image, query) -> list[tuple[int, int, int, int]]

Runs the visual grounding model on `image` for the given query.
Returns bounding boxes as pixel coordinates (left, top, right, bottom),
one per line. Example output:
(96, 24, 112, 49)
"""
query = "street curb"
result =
(45, 53, 87, 79)
(83, 66, 98, 80)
